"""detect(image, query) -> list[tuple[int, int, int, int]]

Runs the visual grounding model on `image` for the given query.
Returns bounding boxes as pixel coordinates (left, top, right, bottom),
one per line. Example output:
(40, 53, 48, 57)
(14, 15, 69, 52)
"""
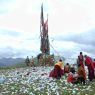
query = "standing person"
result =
(25, 56, 30, 66)
(30, 56, 35, 67)
(64, 63, 70, 73)
(78, 52, 84, 68)
(49, 59, 64, 79)
(77, 64, 86, 84)
(93, 59, 95, 78)
(84, 55, 94, 81)
(93, 59, 95, 68)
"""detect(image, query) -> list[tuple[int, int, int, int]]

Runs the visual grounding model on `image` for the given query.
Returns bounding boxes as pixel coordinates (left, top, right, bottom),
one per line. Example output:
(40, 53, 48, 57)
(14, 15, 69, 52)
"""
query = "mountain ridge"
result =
(0, 58, 25, 66)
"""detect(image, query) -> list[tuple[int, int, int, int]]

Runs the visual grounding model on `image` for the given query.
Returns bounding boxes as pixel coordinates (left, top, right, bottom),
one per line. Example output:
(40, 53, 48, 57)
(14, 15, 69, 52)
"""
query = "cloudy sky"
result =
(0, 0, 95, 58)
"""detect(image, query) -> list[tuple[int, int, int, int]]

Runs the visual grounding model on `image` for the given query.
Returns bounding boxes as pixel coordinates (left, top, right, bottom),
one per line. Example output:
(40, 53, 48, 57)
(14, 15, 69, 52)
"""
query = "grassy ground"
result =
(0, 63, 26, 70)
(0, 66, 95, 95)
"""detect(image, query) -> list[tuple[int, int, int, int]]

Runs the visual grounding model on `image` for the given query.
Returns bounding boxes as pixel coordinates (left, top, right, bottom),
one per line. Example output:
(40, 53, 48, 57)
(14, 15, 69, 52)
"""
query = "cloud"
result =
(48, 0, 95, 36)
(0, 45, 40, 58)
(0, 29, 21, 37)
(54, 29, 95, 46)
(0, 0, 95, 58)
(0, 0, 95, 35)
(0, 0, 15, 14)
(50, 29, 95, 58)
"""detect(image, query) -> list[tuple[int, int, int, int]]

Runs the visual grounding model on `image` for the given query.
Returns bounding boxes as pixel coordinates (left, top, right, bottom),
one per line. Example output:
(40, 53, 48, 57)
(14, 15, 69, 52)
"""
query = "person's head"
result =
(66, 63, 69, 65)
(70, 68, 75, 73)
(59, 59, 62, 62)
(78, 56, 80, 58)
(84, 55, 87, 58)
(80, 52, 82, 55)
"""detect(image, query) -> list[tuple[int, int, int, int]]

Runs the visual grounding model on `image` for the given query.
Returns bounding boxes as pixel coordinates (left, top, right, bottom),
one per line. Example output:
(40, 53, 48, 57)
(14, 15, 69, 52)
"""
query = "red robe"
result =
(93, 61, 95, 68)
(49, 65, 64, 78)
(67, 72, 74, 82)
(85, 56, 94, 81)
(77, 66, 86, 80)
(78, 54, 84, 68)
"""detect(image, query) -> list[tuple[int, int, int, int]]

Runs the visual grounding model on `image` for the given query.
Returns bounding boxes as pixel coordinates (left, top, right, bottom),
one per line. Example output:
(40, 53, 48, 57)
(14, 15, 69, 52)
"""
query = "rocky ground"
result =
(0, 66, 95, 95)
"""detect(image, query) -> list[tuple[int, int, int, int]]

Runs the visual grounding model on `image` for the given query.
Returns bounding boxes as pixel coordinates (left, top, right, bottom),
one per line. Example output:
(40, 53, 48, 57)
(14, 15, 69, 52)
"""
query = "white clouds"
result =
(0, 0, 16, 13)
(49, 0, 95, 35)
(1, 0, 95, 34)
(0, 0, 95, 58)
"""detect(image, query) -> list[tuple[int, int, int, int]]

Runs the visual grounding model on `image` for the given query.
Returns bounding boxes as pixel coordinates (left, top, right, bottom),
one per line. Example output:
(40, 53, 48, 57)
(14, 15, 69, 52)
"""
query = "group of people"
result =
(25, 56, 35, 67)
(49, 52, 95, 84)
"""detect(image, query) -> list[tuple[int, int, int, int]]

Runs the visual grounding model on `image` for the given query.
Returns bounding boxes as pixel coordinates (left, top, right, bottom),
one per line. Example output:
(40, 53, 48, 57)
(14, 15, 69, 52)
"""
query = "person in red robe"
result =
(93, 59, 95, 68)
(84, 55, 94, 81)
(77, 64, 86, 84)
(93, 59, 95, 78)
(78, 52, 84, 68)
(67, 72, 74, 83)
(67, 64, 86, 84)
(67, 68, 77, 83)
(49, 59, 64, 79)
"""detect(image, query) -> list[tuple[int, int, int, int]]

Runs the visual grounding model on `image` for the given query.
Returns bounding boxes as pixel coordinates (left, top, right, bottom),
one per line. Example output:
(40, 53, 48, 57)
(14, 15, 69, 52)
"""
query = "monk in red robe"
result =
(78, 52, 84, 68)
(84, 55, 94, 81)
(77, 64, 86, 84)
(49, 59, 64, 79)
(93, 59, 95, 68)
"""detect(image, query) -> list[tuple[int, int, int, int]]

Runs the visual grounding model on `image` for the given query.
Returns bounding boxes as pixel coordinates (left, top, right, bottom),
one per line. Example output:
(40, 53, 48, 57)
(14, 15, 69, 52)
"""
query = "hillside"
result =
(0, 58, 25, 66)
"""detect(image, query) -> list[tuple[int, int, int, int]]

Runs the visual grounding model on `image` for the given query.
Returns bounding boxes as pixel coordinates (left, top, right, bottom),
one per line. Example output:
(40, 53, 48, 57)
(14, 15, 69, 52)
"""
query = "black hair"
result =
(59, 59, 62, 62)
(70, 67, 75, 74)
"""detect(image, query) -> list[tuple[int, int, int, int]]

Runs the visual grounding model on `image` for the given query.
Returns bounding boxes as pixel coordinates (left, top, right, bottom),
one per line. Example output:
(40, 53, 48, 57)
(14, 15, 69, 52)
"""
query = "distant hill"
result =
(0, 58, 25, 66)
(0, 56, 76, 67)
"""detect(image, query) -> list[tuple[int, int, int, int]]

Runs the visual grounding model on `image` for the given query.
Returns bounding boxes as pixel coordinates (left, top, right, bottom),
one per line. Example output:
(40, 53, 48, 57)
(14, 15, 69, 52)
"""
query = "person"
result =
(70, 64, 76, 74)
(78, 52, 84, 68)
(84, 55, 94, 81)
(30, 56, 35, 67)
(64, 63, 70, 73)
(77, 56, 80, 66)
(77, 64, 86, 84)
(93, 59, 95, 68)
(49, 59, 64, 79)
(93, 59, 95, 78)
(25, 56, 30, 66)
(67, 68, 77, 83)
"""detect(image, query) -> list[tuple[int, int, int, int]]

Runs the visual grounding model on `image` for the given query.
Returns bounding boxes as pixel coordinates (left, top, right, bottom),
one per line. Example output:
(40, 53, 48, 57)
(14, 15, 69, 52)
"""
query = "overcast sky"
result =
(0, 0, 95, 58)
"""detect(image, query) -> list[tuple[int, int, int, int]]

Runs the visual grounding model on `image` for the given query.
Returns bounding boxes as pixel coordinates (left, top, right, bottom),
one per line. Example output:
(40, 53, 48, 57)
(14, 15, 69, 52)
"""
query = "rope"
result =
(50, 43, 62, 59)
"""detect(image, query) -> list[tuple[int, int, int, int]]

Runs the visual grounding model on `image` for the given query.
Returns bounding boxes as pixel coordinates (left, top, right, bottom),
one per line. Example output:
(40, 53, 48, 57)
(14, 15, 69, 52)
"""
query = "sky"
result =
(0, 0, 95, 59)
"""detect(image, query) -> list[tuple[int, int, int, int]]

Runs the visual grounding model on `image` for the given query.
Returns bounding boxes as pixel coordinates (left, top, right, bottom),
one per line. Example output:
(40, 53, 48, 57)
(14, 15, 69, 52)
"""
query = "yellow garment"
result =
(55, 61, 64, 68)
